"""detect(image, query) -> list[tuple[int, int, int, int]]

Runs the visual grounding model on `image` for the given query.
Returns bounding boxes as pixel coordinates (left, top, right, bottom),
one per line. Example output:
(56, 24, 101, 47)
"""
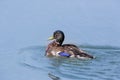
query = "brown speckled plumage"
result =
(46, 30, 94, 59)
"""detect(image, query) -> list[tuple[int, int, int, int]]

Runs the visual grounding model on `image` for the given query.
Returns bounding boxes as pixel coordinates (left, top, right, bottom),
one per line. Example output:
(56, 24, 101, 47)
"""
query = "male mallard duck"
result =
(45, 30, 94, 59)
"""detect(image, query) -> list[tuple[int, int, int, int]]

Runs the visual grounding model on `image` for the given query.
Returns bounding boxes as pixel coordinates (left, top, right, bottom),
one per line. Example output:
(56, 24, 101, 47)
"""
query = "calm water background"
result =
(0, 0, 120, 80)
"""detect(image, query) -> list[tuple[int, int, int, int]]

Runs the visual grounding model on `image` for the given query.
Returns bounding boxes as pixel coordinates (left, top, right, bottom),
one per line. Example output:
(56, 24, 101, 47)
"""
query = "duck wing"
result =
(62, 44, 79, 48)
(62, 44, 93, 59)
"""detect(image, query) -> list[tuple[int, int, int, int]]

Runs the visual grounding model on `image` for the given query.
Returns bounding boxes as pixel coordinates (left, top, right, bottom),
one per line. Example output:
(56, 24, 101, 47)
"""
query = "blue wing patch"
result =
(59, 52, 71, 57)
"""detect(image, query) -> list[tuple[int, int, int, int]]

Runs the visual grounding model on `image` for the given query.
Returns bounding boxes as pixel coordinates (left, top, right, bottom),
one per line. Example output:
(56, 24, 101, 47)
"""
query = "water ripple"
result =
(19, 45, 120, 80)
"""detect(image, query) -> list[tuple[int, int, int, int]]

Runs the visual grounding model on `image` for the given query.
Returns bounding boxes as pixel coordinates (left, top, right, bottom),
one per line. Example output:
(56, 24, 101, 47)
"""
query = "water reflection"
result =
(48, 73, 61, 80)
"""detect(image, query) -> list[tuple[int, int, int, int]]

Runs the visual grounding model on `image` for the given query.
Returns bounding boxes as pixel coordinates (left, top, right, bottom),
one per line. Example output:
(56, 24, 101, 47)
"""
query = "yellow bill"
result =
(48, 36, 54, 40)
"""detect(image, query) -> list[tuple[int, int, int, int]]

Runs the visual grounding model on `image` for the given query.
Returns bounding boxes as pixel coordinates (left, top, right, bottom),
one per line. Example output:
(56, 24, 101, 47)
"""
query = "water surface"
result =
(16, 45, 120, 80)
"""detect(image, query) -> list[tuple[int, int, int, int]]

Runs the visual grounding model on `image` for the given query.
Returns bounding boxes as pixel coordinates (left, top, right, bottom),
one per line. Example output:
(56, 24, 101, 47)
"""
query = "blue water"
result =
(0, 0, 120, 80)
(1, 45, 119, 80)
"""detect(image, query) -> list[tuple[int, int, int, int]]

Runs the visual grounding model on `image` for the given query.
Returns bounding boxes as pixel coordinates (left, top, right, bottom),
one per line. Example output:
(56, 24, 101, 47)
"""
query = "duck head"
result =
(48, 30, 65, 46)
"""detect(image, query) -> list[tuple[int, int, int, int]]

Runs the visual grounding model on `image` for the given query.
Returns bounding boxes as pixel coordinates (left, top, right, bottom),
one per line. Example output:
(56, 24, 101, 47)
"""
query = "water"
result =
(0, 1, 120, 80)
(1, 45, 119, 80)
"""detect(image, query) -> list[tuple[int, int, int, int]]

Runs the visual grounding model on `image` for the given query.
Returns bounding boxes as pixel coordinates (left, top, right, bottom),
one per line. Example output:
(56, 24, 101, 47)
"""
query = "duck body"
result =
(46, 30, 94, 59)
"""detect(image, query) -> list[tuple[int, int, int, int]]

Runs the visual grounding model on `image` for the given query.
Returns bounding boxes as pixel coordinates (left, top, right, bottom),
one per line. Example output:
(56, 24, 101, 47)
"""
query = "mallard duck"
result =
(45, 30, 94, 59)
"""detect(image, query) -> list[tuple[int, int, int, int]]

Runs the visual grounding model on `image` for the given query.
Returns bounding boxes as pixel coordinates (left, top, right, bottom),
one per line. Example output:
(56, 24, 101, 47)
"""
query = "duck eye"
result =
(54, 33, 59, 38)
